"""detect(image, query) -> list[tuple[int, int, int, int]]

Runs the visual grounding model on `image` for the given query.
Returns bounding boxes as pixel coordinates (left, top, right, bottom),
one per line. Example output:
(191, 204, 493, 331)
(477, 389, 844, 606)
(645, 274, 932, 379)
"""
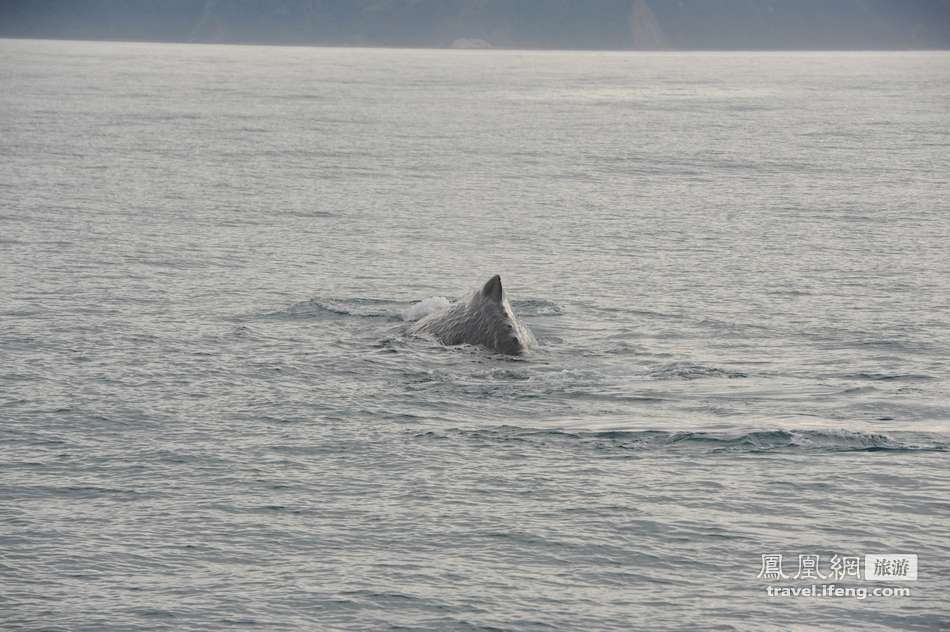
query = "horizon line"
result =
(2, 35, 948, 54)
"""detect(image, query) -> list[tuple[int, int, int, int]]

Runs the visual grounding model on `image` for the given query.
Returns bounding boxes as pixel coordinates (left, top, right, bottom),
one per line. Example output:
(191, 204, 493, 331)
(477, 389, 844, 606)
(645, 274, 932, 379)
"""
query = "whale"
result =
(409, 275, 535, 355)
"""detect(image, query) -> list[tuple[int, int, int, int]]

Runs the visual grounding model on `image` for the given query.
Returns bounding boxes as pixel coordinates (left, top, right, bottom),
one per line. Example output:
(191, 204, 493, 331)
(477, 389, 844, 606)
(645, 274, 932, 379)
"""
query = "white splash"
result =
(401, 296, 451, 322)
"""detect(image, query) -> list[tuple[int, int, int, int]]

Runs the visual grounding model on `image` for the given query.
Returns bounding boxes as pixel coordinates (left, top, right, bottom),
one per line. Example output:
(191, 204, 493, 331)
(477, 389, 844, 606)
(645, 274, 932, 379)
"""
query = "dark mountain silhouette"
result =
(1, 0, 948, 49)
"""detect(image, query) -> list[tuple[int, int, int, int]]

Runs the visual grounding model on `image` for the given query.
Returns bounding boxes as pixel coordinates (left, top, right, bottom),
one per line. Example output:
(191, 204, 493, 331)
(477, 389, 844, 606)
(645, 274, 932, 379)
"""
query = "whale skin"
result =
(409, 275, 535, 355)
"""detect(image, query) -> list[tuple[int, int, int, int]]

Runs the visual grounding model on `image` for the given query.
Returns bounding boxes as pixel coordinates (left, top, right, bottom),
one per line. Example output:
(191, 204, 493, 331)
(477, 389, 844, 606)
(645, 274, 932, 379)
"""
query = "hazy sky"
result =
(1, 0, 948, 50)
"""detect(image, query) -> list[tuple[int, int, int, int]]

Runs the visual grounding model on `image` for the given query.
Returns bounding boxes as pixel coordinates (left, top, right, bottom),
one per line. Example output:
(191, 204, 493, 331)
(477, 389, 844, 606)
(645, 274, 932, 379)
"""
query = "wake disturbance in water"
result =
(417, 427, 947, 454)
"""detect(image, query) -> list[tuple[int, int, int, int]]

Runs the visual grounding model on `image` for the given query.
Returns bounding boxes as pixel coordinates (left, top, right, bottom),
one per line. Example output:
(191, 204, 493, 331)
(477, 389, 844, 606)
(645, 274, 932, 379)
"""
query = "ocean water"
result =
(1, 39, 949, 631)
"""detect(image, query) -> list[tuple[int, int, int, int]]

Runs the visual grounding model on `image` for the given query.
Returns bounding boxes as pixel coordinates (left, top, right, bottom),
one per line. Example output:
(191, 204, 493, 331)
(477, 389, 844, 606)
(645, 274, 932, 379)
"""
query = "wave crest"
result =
(416, 427, 947, 453)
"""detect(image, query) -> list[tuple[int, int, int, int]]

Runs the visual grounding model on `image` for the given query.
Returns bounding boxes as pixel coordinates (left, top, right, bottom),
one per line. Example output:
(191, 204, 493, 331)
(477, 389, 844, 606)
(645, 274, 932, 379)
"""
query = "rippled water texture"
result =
(2, 40, 949, 630)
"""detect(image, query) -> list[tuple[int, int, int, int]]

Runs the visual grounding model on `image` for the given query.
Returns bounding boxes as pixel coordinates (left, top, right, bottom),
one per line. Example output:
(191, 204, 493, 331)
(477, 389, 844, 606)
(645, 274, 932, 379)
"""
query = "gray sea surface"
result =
(2, 39, 949, 631)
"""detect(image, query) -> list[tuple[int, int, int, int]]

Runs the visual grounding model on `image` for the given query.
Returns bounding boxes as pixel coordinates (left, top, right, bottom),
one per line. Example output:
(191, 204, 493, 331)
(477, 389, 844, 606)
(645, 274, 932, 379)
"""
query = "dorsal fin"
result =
(481, 274, 503, 302)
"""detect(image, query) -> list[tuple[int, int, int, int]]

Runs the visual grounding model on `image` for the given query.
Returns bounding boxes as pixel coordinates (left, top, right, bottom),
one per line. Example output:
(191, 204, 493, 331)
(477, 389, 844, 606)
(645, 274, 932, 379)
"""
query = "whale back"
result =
(411, 275, 534, 355)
